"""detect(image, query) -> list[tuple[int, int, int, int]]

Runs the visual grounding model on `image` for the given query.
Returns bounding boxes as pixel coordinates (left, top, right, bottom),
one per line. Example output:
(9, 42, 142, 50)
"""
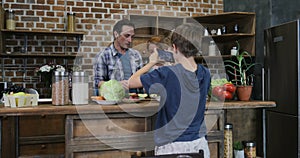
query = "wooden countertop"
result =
(0, 100, 276, 116)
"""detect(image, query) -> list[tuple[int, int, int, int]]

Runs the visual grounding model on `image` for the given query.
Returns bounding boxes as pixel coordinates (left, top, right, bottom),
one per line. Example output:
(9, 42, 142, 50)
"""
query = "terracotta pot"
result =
(237, 86, 253, 101)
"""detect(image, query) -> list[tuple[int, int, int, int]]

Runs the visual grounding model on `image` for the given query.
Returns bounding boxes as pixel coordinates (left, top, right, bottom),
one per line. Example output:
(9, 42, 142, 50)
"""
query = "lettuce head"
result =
(99, 80, 125, 101)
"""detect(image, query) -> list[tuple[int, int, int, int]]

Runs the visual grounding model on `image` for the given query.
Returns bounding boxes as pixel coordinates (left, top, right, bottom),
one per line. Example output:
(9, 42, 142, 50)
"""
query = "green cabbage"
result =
(99, 80, 125, 101)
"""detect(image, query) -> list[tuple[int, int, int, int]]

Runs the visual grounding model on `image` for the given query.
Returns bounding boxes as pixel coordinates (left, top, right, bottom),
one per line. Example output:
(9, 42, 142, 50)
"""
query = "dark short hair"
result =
(113, 19, 135, 35)
(171, 23, 204, 57)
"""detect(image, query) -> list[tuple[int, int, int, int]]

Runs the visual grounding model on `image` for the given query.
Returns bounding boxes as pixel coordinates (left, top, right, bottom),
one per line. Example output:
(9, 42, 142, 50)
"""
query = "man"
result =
(93, 19, 143, 94)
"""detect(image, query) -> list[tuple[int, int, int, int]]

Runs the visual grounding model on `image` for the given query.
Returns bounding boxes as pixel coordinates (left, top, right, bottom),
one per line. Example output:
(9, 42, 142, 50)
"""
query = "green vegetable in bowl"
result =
(99, 80, 125, 101)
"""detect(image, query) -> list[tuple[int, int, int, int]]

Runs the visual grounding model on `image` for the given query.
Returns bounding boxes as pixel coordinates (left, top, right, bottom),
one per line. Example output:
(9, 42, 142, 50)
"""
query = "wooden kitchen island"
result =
(0, 100, 275, 158)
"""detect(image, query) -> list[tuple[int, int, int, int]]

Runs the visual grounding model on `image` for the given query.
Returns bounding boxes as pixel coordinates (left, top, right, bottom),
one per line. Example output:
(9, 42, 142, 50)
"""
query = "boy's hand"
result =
(149, 48, 165, 65)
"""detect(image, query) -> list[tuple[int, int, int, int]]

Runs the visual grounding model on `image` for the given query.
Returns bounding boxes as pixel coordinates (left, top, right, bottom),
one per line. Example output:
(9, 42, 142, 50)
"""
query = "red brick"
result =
(16, 71, 23, 76)
(26, 22, 34, 28)
(95, 3, 103, 7)
(57, 0, 64, 5)
(47, 0, 55, 5)
(95, 14, 103, 19)
(200, 4, 213, 8)
(120, 0, 134, 3)
(136, 0, 151, 4)
(81, 19, 98, 24)
(32, 5, 50, 10)
(91, 8, 108, 13)
(72, 7, 89, 13)
(42, 17, 59, 22)
(102, 0, 117, 2)
(86, 2, 94, 7)
(37, 11, 45, 16)
(37, 0, 46, 4)
(47, 12, 55, 16)
(169, 2, 183, 7)
(46, 23, 55, 28)
(113, 4, 121, 9)
(67, 1, 75, 6)
(122, 4, 130, 9)
(105, 3, 112, 8)
(36, 23, 45, 28)
(185, 3, 198, 7)
(26, 11, 35, 15)
(53, 6, 65, 11)
(153, 1, 168, 5)
(76, 1, 84, 7)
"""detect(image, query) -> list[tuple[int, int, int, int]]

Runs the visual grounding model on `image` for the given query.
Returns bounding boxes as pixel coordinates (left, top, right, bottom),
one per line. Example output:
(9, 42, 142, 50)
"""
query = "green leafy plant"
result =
(225, 41, 257, 86)
(234, 141, 244, 150)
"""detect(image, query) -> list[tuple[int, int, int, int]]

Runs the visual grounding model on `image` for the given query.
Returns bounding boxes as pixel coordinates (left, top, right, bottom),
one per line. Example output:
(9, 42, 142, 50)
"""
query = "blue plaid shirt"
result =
(93, 43, 143, 89)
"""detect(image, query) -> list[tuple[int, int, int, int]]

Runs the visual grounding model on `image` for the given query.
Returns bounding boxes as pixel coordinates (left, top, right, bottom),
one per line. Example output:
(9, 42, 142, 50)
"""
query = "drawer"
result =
(19, 115, 65, 137)
(67, 114, 151, 139)
(65, 114, 154, 155)
(19, 142, 65, 157)
(73, 117, 148, 138)
(205, 109, 224, 132)
(72, 149, 137, 158)
(208, 142, 220, 158)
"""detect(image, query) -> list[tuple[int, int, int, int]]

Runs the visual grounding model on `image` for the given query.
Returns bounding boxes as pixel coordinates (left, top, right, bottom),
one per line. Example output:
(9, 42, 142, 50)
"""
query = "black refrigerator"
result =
(264, 20, 300, 158)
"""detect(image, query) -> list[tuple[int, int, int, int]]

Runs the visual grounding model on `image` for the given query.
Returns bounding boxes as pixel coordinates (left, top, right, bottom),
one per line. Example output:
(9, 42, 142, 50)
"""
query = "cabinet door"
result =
(1, 115, 65, 158)
(18, 115, 65, 157)
(205, 109, 224, 158)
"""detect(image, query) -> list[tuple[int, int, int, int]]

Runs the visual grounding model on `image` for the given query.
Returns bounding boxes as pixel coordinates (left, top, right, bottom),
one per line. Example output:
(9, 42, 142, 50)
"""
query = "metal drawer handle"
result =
(41, 144, 46, 149)
(106, 125, 118, 131)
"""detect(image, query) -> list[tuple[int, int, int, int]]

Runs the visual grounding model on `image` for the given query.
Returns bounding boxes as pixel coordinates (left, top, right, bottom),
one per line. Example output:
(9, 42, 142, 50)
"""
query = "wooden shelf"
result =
(191, 12, 255, 24)
(204, 33, 255, 42)
(0, 53, 82, 58)
(1, 29, 86, 36)
(134, 34, 155, 38)
(131, 12, 256, 56)
(193, 12, 256, 56)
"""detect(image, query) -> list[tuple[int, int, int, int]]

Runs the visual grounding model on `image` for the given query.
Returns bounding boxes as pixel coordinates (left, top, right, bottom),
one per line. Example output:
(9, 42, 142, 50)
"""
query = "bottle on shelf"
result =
(208, 41, 216, 56)
(217, 28, 222, 35)
(231, 47, 238, 56)
(204, 28, 209, 36)
(234, 24, 239, 33)
(222, 25, 227, 34)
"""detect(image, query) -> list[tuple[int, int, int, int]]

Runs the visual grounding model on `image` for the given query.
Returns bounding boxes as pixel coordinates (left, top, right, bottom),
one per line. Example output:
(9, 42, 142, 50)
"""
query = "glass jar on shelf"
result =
(224, 123, 233, 158)
(72, 71, 88, 105)
(6, 9, 16, 30)
(67, 12, 76, 32)
(244, 141, 256, 158)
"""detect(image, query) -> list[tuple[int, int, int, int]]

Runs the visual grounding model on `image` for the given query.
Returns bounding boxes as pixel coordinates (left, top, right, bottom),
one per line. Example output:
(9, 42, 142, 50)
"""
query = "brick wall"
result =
(0, 0, 224, 97)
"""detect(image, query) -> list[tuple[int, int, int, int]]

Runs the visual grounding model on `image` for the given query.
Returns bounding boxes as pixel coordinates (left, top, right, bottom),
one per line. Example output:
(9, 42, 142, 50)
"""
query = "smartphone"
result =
(157, 49, 175, 63)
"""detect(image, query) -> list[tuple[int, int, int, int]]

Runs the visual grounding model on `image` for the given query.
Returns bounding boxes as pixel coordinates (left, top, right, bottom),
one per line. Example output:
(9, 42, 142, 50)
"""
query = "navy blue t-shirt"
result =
(140, 64, 211, 146)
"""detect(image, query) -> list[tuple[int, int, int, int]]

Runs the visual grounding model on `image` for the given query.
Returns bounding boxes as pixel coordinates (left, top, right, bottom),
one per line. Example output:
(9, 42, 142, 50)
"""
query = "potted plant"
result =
(234, 141, 244, 158)
(225, 41, 257, 101)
